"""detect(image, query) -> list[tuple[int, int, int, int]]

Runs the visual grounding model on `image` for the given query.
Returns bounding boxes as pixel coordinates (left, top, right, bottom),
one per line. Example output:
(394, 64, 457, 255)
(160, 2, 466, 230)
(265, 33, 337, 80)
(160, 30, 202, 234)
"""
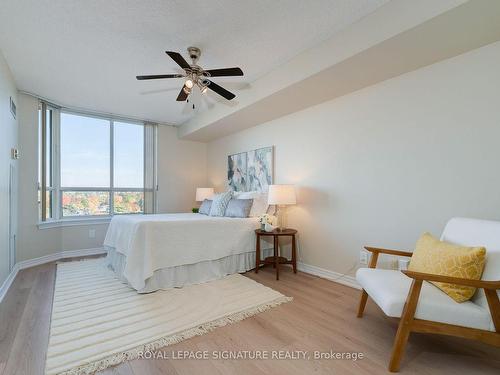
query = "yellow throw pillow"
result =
(408, 233, 486, 303)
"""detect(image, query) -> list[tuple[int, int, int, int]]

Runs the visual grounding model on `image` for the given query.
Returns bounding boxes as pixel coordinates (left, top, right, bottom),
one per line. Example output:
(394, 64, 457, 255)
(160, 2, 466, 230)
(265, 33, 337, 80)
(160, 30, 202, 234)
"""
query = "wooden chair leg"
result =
(389, 279, 423, 372)
(485, 289, 500, 332)
(357, 251, 379, 318)
(357, 290, 369, 318)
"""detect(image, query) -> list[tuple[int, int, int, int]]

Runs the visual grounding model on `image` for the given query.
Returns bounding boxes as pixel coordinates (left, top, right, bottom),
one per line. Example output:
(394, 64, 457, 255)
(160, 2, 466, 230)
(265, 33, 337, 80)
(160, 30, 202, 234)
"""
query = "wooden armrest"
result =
(402, 270, 500, 290)
(364, 246, 413, 257)
(362, 246, 412, 269)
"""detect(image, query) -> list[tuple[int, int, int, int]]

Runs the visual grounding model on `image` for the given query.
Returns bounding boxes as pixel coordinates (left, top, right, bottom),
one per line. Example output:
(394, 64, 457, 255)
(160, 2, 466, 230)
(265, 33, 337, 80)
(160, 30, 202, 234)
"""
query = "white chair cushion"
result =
(441, 217, 500, 308)
(356, 268, 495, 332)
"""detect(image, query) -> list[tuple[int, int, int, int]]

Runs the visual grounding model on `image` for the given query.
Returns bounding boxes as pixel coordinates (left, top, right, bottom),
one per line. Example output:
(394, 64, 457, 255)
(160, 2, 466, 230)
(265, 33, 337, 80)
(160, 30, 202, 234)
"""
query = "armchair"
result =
(356, 217, 500, 372)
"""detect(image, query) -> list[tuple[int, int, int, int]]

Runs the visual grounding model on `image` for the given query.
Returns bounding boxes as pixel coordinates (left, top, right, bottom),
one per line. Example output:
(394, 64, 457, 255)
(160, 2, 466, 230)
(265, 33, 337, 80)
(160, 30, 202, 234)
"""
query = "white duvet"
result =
(103, 213, 261, 290)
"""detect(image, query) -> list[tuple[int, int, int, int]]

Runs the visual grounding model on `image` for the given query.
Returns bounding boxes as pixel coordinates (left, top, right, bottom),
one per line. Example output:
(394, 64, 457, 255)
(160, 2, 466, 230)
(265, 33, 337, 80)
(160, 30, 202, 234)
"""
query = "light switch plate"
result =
(11, 148, 19, 159)
(359, 250, 368, 265)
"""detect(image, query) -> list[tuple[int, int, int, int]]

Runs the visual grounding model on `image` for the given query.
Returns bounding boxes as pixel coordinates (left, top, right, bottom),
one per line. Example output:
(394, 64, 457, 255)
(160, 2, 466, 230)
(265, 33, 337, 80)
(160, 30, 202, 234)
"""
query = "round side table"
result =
(255, 228, 297, 280)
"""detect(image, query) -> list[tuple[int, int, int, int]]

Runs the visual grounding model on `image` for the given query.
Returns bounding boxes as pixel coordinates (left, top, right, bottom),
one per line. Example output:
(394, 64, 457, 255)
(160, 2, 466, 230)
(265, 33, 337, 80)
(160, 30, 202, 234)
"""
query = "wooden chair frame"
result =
(357, 246, 500, 372)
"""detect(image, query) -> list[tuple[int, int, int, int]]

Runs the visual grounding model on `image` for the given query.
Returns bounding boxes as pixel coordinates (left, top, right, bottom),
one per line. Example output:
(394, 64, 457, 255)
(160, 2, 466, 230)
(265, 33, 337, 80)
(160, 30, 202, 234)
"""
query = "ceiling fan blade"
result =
(204, 67, 244, 77)
(136, 74, 183, 80)
(204, 79, 236, 100)
(166, 51, 191, 70)
(176, 85, 189, 101)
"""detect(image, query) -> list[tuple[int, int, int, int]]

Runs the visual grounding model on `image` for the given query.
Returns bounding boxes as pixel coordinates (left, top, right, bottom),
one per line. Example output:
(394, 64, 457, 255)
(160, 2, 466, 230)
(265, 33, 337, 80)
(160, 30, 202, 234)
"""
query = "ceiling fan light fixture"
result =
(183, 86, 191, 95)
(197, 81, 208, 94)
(185, 79, 194, 89)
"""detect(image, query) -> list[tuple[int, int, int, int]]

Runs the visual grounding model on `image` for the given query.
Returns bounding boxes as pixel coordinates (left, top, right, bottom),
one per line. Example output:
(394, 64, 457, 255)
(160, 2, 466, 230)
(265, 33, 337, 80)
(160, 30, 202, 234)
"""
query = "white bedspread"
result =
(103, 213, 261, 290)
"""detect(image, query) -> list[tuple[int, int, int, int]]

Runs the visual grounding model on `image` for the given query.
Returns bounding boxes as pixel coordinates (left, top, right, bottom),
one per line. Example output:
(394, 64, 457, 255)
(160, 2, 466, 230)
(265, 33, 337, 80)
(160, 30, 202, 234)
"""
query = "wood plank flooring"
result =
(1, 260, 499, 375)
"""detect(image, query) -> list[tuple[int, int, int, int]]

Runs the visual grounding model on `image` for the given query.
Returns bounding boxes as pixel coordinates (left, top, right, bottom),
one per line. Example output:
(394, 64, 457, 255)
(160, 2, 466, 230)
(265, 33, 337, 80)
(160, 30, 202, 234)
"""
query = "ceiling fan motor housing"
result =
(187, 46, 201, 64)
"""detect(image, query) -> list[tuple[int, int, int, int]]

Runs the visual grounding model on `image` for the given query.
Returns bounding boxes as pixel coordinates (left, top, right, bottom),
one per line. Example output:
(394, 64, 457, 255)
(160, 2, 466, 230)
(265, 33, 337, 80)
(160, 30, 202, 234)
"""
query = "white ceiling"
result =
(0, 0, 389, 125)
(180, 0, 500, 141)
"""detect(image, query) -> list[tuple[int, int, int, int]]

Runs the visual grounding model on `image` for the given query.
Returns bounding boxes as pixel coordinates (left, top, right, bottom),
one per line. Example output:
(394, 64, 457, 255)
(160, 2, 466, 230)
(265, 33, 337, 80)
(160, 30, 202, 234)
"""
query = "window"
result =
(112, 122, 145, 215)
(39, 103, 156, 222)
(60, 113, 112, 217)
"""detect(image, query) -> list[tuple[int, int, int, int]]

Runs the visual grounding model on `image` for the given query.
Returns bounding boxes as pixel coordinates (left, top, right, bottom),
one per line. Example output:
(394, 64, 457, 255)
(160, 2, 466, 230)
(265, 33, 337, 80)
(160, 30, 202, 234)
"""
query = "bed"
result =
(104, 213, 272, 292)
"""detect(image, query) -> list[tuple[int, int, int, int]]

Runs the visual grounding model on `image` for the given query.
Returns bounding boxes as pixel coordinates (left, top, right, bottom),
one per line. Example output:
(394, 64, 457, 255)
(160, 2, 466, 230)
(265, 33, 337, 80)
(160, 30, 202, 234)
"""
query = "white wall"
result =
(0, 50, 18, 285)
(16, 93, 207, 262)
(207, 41, 500, 276)
(157, 126, 207, 213)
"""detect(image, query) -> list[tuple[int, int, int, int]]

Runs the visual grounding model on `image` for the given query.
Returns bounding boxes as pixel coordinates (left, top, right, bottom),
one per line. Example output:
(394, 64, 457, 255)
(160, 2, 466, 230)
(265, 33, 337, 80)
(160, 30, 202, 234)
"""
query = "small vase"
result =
(260, 223, 266, 231)
(265, 223, 276, 232)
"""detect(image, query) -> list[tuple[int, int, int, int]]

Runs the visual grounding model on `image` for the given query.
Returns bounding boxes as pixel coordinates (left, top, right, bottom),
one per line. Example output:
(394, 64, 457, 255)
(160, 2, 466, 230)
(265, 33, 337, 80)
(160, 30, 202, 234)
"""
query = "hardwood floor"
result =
(1, 260, 499, 375)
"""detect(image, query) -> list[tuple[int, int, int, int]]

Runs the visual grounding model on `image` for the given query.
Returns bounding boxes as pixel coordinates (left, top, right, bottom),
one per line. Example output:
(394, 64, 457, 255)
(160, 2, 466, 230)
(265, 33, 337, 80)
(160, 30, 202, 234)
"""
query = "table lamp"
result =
(195, 187, 215, 202)
(268, 184, 296, 231)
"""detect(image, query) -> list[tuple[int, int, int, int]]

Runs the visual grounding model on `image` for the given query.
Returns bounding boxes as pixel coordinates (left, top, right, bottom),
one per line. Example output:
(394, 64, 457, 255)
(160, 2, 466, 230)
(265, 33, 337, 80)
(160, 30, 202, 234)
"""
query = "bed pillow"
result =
(198, 199, 212, 215)
(209, 191, 233, 217)
(225, 199, 253, 218)
(235, 191, 268, 217)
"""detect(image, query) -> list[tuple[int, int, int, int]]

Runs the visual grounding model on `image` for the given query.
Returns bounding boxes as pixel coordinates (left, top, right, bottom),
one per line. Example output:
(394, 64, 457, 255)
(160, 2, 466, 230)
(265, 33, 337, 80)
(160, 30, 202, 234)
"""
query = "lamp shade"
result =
(195, 187, 214, 202)
(268, 185, 296, 205)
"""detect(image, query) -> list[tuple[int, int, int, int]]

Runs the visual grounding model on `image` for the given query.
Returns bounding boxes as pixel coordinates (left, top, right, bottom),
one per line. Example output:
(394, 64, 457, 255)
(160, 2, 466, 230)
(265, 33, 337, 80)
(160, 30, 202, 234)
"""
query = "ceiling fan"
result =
(136, 47, 243, 102)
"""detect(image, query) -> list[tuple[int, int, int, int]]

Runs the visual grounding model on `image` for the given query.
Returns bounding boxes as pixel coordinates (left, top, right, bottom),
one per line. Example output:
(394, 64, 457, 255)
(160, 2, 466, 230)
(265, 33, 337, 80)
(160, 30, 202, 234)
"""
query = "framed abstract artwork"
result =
(227, 146, 274, 193)
(227, 152, 247, 192)
(247, 146, 273, 192)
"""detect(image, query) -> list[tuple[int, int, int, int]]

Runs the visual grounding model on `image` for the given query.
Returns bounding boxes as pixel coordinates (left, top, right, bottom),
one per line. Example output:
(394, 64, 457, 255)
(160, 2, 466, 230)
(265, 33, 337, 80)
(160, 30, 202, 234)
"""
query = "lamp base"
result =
(274, 205, 288, 232)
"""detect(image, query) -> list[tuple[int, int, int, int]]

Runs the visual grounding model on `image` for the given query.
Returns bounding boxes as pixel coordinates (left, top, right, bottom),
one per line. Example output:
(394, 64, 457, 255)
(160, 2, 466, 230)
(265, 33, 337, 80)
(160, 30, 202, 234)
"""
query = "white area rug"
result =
(46, 259, 291, 375)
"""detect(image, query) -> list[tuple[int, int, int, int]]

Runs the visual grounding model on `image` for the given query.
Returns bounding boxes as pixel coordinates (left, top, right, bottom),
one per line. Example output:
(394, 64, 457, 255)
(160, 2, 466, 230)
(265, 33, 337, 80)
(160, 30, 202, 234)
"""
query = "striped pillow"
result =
(209, 191, 233, 217)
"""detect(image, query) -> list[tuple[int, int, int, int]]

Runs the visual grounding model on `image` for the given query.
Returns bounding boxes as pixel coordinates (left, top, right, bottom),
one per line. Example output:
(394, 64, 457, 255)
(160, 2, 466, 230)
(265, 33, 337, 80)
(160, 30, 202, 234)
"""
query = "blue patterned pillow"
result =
(209, 191, 233, 217)
(225, 199, 253, 218)
(198, 199, 212, 215)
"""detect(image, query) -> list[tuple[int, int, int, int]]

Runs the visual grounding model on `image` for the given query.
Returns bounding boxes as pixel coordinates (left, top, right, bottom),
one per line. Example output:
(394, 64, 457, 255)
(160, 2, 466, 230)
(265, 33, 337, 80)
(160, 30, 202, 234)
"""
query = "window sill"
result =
(38, 217, 112, 229)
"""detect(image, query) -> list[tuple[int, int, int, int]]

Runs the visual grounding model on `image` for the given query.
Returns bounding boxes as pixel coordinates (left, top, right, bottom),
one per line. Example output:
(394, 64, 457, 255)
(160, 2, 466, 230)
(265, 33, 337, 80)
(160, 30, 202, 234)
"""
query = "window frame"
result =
(39, 102, 59, 221)
(39, 104, 155, 225)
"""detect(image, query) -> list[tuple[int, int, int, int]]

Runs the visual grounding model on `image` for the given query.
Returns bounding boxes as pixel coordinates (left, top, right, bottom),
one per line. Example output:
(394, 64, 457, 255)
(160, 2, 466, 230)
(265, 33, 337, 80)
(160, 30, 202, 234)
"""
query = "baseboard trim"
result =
(0, 247, 107, 303)
(297, 262, 361, 290)
(0, 266, 19, 306)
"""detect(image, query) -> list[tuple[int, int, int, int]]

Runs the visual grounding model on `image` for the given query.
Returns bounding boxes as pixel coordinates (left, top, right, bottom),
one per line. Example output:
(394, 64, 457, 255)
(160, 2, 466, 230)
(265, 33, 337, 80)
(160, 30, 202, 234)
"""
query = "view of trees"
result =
(62, 191, 143, 216)
(113, 192, 144, 214)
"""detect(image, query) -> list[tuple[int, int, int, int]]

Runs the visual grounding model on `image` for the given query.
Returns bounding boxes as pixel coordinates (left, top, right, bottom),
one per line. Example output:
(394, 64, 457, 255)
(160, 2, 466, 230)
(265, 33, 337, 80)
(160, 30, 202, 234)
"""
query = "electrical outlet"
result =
(398, 258, 410, 271)
(359, 250, 368, 266)
(88, 229, 96, 239)
(391, 259, 399, 270)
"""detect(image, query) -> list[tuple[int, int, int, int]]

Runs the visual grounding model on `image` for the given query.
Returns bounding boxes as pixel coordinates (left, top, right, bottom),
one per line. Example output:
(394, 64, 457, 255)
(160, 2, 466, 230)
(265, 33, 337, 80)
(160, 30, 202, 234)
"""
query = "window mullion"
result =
(53, 107, 62, 220)
(40, 102, 47, 221)
(110, 119, 114, 216)
(60, 187, 113, 192)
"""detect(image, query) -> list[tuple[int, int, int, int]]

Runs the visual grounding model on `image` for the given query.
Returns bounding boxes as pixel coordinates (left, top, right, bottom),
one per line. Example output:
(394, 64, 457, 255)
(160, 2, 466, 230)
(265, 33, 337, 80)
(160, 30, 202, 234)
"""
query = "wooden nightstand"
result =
(255, 228, 297, 280)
